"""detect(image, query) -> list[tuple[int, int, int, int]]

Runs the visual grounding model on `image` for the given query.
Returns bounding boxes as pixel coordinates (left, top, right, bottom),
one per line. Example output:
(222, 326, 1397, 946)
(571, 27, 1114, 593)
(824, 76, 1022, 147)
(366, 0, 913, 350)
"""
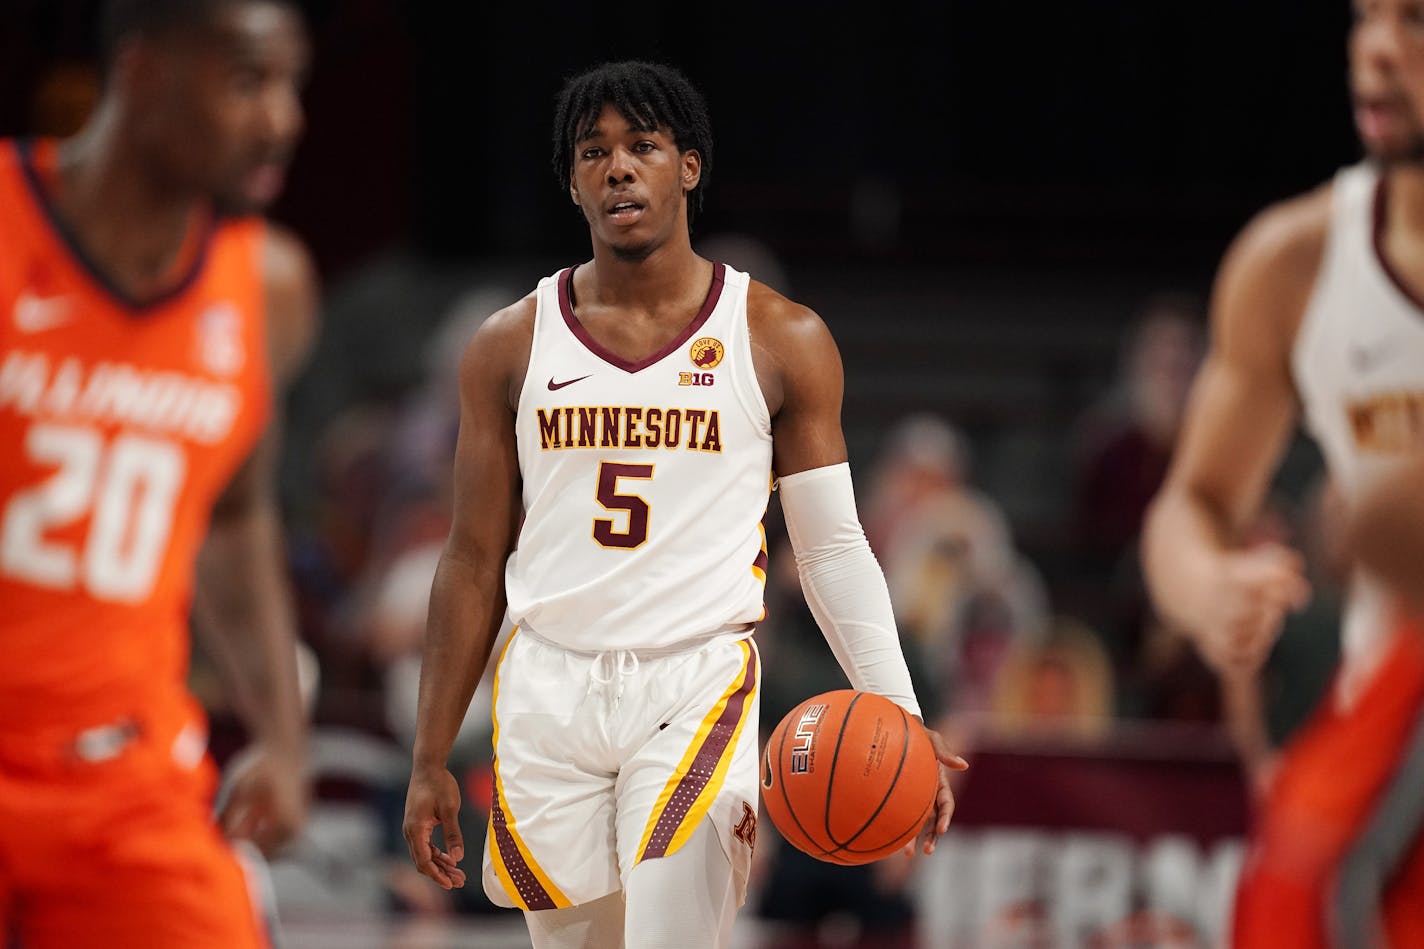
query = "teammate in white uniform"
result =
(402, 61, 967, 949)
(1143, 4, 1424, 944)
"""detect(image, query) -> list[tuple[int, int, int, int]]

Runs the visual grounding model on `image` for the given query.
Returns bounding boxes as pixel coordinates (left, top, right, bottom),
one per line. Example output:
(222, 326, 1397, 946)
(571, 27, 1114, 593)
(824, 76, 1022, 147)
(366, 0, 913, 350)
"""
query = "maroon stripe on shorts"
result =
(489, 768, 557, 910)
(641, 648, 758, 860)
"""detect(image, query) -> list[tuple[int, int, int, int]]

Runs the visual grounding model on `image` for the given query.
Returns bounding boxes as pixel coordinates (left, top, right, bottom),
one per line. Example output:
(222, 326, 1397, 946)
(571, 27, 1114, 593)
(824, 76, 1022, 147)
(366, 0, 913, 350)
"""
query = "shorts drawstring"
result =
(589, 649, 641, 703)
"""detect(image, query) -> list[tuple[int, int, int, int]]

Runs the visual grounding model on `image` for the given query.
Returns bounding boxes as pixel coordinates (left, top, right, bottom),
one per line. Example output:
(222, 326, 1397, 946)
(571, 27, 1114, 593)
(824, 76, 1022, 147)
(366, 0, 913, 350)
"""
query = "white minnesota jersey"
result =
(505, 262, 773, 651)
(1293, 162, 1424, 680)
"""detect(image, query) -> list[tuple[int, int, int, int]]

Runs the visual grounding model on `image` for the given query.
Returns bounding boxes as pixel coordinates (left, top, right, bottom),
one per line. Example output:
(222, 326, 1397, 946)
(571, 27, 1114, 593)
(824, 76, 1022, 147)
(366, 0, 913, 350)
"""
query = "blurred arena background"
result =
(1, 2, 1361, 946)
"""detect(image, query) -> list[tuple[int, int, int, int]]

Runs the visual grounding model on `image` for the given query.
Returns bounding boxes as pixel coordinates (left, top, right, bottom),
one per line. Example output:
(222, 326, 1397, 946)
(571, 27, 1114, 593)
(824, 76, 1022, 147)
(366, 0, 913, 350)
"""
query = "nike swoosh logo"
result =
(13, 292, 72, 333)
(547, 374, 592, 391)
(1349, 340, 1398, 373)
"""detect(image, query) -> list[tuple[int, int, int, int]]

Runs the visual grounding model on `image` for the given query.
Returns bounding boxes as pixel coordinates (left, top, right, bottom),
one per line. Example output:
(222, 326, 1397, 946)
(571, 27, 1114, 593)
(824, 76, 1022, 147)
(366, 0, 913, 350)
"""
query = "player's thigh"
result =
(484, 632, 621, 909)
(616, 638, 760, 894)
(524, 890, 625, 949)
(22, 808, 269, 949)
(624, 821, 738, 949)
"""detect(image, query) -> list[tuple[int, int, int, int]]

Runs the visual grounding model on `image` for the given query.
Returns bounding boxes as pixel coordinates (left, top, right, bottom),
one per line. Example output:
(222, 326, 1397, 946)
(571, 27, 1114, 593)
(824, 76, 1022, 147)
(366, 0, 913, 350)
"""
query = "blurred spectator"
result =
(861, 414, 1050, 704)
(987, 618, 1114, 741)
(1072, 294, 1205, 567)
(1067, 294, 1205, 715)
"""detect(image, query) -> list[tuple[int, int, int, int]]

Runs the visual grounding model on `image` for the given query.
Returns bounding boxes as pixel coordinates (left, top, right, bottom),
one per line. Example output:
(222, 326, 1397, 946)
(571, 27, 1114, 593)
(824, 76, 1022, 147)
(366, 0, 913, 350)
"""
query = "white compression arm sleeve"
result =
(778, 462, 922, 719)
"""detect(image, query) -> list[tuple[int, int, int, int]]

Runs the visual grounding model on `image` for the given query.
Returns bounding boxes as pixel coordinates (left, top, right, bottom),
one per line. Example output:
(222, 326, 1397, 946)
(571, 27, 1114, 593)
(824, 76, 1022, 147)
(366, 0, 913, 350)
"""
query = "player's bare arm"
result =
(402, 296, 533, 891)
(193, 224, 318, 855)
(1143, 189, 1328, 673)
(748, 281, 969, 853)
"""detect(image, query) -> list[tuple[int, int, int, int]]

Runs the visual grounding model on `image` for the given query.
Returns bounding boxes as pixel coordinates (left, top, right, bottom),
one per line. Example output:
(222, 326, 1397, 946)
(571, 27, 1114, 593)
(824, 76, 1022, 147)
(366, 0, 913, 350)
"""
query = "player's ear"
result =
(569, 174, 580, 206)
(110, 36, 163, 103)
(680, 149, 702, 194)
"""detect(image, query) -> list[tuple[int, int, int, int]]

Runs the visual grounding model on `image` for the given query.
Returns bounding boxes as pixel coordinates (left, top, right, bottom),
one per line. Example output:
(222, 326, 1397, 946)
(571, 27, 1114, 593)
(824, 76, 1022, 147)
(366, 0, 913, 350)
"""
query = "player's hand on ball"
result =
(403, 765, 467, 890)
(906, 723, 969, 857)
(1198, 544, 1311, 674)
(219, 744, 309, 856)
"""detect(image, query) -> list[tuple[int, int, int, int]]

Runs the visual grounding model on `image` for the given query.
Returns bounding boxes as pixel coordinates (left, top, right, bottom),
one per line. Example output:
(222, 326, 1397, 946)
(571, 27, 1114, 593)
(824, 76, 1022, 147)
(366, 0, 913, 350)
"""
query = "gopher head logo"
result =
(690, 336, 725, 369)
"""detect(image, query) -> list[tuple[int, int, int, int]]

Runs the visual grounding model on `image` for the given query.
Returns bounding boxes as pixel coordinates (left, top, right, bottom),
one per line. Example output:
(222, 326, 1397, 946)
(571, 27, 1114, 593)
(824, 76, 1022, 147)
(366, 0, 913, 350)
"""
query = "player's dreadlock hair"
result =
(552, 61, 714, 228)
(99, 0, 299, 74)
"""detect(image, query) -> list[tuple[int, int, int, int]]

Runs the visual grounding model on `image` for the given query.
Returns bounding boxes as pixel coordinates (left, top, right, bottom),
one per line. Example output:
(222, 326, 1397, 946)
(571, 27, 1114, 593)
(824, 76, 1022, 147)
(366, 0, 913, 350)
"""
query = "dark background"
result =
(0, 0, 1360, 282)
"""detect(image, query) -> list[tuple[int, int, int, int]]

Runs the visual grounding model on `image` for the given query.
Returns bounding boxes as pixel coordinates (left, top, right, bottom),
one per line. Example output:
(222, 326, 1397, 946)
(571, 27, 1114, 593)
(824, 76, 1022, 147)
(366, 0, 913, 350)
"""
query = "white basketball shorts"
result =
(481, 628, 762, 910)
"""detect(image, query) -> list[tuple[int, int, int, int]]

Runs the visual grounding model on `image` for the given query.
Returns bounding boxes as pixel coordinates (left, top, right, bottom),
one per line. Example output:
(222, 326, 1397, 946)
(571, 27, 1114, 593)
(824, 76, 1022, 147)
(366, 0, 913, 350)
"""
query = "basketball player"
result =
(0, 1, 315, 946)
(1142, 2, 1424, 944)
(402, 61, 968, 948)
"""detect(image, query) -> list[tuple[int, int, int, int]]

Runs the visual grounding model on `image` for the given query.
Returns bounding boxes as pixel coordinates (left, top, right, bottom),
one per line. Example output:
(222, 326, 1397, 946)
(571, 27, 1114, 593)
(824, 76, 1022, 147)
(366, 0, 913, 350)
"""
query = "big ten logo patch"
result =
(790, 703, 827, 775)
(689, 337, 724, 370)
(679, 371, 714, 387)
(733, 802, 757, 853)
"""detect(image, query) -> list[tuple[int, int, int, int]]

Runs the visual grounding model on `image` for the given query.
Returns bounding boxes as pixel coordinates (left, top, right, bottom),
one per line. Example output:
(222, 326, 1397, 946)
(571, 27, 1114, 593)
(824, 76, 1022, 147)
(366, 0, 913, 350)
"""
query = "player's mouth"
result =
(242, 161, 289, 207)
(1355, 94, 1410, 142)
(605, 197, 646, 226)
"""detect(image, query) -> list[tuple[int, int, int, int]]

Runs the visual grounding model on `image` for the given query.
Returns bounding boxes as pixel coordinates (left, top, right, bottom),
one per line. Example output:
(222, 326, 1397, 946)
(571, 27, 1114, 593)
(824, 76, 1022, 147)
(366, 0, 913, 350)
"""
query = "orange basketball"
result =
(760, 689, 939, 865)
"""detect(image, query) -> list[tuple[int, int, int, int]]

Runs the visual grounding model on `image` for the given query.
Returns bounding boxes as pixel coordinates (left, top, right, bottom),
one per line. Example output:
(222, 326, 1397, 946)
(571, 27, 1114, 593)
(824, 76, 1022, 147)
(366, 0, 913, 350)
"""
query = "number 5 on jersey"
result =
(594, 461, 654, 550)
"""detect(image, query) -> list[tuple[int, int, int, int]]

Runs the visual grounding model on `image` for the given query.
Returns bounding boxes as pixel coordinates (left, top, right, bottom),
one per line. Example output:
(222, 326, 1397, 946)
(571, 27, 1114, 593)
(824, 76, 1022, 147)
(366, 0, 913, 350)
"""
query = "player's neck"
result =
(51, 107, 211, 299)
(585, 234, 707, 310)
(1386, 164, 1424, 238)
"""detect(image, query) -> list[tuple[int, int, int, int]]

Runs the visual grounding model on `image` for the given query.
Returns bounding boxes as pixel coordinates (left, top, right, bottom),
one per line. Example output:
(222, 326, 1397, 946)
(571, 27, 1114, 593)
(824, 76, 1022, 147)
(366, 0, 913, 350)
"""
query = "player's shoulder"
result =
(472, 289, 538, 346)
(260, 220, 318, 298)
(258, 220, 320, 383)
(459, 288, 538, 385)
(746, 278, 832, 348)
(1227, 180, 1334, 281)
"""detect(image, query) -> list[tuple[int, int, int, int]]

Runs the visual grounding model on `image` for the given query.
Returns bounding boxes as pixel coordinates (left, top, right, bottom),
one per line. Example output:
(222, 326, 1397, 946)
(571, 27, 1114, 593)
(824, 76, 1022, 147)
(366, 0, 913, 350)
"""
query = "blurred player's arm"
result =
(1142, 193, 1324, 672)
(750, 282, 967, 853)
(194, 225, 319, 854)
(403, 298, 530, 890)
(1348, 454, 1424, 613)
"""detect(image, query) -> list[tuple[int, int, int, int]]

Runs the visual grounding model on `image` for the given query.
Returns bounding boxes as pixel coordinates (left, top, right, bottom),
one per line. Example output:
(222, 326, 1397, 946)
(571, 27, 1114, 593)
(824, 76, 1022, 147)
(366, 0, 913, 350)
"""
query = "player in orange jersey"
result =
(1143, 2, 1424, 945)
(0, 1, 316, 946)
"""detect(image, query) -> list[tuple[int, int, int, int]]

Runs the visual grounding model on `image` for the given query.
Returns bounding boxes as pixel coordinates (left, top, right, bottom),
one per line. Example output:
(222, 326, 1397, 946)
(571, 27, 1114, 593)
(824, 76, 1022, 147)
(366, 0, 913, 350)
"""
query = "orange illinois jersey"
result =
(0, 139, 271, 733)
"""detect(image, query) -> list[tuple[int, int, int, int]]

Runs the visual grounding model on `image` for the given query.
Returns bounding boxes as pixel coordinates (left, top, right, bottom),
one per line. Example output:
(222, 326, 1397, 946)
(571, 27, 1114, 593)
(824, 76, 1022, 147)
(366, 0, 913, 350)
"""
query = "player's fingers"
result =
(223, 801, 258, 840)
(403, 817, 439, 877)
(935, 770, 957, 836)
(436, 802, 464, 864)
(925, 729, 970, 771)
(433, 849, 467, 884)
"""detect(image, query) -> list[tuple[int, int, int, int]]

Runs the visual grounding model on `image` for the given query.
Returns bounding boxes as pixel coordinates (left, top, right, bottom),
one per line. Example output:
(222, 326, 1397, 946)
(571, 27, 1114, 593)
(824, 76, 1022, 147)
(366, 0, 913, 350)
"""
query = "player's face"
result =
(569, 104, 701, 261)
(136, 1, 308, 214)
(1350, 0, 1424, 163)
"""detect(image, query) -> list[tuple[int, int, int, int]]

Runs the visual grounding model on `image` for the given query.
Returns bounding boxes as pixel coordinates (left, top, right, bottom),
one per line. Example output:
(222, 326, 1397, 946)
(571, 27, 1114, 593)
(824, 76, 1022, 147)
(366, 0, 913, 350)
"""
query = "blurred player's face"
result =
(569, 104, 701, 261)
(130, 1, 308, 213)
(1350, 0, 1424, 163)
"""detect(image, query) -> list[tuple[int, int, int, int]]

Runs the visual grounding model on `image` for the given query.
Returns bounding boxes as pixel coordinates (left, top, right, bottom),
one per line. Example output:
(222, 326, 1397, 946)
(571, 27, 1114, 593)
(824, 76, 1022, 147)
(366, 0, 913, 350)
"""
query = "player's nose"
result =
(605, 145, 636, 185)
(257, 84, 305, 149)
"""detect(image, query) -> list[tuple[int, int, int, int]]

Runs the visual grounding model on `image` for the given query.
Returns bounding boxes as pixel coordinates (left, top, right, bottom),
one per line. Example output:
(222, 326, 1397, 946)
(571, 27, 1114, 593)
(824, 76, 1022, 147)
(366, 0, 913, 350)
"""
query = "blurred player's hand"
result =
(219, 744, 309, 856)
(1196, 544, 1311, 673)
(905, 723, 969, 857)
(403, 765, 467, 890)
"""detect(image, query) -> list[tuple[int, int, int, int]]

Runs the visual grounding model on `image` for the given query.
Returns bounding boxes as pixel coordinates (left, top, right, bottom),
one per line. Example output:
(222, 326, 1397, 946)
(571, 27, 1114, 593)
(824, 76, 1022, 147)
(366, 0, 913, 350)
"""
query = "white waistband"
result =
(516, 622, 754, 660)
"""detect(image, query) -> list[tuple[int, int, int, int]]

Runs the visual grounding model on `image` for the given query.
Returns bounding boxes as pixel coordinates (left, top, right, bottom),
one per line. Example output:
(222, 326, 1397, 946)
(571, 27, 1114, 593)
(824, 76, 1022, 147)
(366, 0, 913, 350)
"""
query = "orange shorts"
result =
(0, 699, 270, 949)
(1234, 621, 1424, 949)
